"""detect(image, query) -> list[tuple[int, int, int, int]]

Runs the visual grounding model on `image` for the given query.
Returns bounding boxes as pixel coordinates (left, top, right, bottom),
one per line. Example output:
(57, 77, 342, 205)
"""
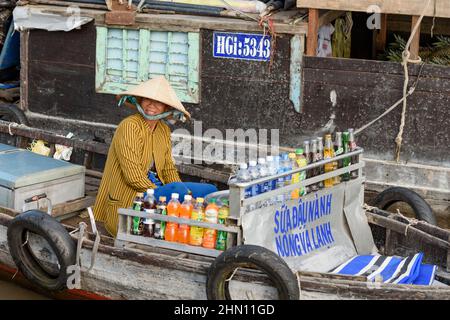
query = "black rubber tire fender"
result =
(7, 210, 77, 292)
(206, 244, 299, 300)
(0, 103, 29, 125)
(371, 187, 437, 225)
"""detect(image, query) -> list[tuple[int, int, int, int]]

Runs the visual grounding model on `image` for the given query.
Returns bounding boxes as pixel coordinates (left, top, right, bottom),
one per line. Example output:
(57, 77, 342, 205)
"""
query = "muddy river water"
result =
(0, 280, 49, 300)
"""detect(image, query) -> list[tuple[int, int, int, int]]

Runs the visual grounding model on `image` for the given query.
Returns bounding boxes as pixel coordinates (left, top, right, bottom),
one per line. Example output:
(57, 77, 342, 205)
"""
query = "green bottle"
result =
(215, 199, 229, 251)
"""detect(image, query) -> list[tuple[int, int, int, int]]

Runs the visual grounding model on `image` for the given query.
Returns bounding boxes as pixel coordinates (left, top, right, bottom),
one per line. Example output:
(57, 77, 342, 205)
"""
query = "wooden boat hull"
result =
(0, 210, 449, 300)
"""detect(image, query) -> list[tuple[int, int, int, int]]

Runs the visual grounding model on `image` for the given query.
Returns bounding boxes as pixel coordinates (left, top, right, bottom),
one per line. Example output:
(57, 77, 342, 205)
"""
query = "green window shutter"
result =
(95, 27, 200, 103)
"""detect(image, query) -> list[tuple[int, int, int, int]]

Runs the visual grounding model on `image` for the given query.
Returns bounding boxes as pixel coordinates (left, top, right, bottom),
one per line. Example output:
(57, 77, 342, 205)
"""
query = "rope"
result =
(431, 0, 437, 38)
(395, 0, 432, 162)
(395, 209, 420, 237)
(355, 0, 435, 157)
(218, 0, 260, 23)
(259, 15, 277, 70)
(225, 267, 240, 282)
(8, 122, 19, 136)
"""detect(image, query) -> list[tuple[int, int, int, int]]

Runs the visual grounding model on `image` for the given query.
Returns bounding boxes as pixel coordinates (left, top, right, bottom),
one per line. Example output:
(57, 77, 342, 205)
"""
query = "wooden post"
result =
(306, 8, 319, 56)
(410, 15, 421, 60)
(375, 14, 388, 52)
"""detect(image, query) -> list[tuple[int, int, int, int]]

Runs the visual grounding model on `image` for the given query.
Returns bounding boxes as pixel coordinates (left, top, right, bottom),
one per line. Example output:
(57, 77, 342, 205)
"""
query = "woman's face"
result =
(140, 98, 167, 116)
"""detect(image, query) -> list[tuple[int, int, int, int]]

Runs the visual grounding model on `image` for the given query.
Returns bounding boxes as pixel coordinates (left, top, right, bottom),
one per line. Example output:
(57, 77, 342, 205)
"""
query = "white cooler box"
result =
(0, 143, 85, 211)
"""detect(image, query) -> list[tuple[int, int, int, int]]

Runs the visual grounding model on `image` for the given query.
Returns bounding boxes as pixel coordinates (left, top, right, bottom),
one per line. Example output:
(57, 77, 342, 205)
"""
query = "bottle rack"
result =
(115, 208, 242, 257)
(228, 147, 365, 225)
(115, 147, 364, 257)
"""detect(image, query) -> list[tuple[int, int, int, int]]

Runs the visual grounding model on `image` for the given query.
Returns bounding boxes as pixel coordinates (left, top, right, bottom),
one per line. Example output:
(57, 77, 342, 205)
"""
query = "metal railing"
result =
(228, 148, 364, 221)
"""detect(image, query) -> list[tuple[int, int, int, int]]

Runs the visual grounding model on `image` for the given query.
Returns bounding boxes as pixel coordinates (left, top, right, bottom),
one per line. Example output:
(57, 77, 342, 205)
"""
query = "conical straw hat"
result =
(116, 76, 191, 120)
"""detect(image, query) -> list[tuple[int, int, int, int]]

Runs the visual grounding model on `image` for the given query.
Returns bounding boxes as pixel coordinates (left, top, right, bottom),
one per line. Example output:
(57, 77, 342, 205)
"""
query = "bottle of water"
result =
(266, 155, 278, 191)
(257, 158, 269, 207)
(280, 153, 292, 187)
(248, 160, 259, 211)
(274, 155, 284, 189)
(237, 163, 251, 199)
(257, 158, 269, 194)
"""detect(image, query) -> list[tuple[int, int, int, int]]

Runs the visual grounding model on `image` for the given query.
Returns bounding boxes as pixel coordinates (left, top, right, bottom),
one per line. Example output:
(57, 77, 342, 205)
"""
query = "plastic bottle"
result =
(295, 148, 308, 196)
(280, 153, 292, 187)
(288, 152, 299, 199)
(177, 195, 193, 244)
(257, 158, 269, 194)
(274, 155, 284, 189)
(154, 196, 167, 240)
(202, 198, 219, 249)
(266, 155, 277, 191)
(237, 163, 251, 199)
(131, 192, 144, 235)
(189, 197, 205, 246)
(143, 188, 156, 210)
(164, 193, 180, 242)
(143, 209, 155, 238)
(215, 199, 229, 251)
(247, 160, 259, 211)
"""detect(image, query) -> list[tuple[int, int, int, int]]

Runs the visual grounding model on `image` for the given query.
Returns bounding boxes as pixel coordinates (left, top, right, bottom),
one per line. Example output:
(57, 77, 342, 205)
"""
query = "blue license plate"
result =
(213, 32, 271, 61)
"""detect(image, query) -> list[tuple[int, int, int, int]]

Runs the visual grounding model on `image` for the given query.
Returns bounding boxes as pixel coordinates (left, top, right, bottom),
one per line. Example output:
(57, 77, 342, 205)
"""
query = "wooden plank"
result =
(410, 15, 421, 60)
(138, 29, 150, 82)
(19, 30, 30, 112)
(116, 233, 223, 257)
(0, 120, 110, 155)
(302, 56, 450, 79)
(0, 196, 95, 218)
(298, 277, 450, 300)
(306, 8, 319, 56)
(366, 211, 450, 250)
(95, 26, 107, 93)
(26, 4, 307, 35)
(387, 16, 450, 36)
(384, 227, 397, 256)
(296, 0, 450, 19)
(297, 271, 367, 282)
(290, 34, 304, 112)
(318, 10, 346, 27)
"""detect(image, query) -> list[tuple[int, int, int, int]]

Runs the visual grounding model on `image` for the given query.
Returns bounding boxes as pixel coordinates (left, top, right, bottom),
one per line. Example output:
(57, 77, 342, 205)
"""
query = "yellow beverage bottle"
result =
(202, 198, 219, 249)
(189, 198, 205, 246)
(288, 152, 299, 199)
(324, 134, 335, 188)
(295, 148, 308, 196)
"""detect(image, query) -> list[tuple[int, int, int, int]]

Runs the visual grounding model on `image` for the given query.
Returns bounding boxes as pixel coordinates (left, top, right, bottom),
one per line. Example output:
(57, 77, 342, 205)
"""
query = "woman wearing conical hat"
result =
(93, 76, 217, 237)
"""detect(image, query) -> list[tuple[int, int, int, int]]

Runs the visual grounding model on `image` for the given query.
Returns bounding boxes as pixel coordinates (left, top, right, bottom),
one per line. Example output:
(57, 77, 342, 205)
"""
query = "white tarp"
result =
(242, 179, 376, 273)
(13, 6, 93, 32)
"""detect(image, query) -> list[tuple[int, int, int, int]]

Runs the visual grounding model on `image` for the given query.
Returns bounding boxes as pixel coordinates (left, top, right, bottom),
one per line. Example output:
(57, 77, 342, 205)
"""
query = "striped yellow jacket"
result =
(93, 113, 181, 237)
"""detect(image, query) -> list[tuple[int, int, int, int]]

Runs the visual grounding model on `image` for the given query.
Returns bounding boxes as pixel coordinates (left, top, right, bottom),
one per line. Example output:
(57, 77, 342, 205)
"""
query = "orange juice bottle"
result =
(177, 195, 193, 244)
(189, 198, 205, 246)
(202, 198, 219, 249)
(164, 193, 180, 242)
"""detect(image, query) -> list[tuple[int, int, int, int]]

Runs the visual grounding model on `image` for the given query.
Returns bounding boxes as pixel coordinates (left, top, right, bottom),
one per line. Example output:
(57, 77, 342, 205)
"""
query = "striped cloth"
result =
(94, 114, 181, 237)
(332, 253, 436, 286)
